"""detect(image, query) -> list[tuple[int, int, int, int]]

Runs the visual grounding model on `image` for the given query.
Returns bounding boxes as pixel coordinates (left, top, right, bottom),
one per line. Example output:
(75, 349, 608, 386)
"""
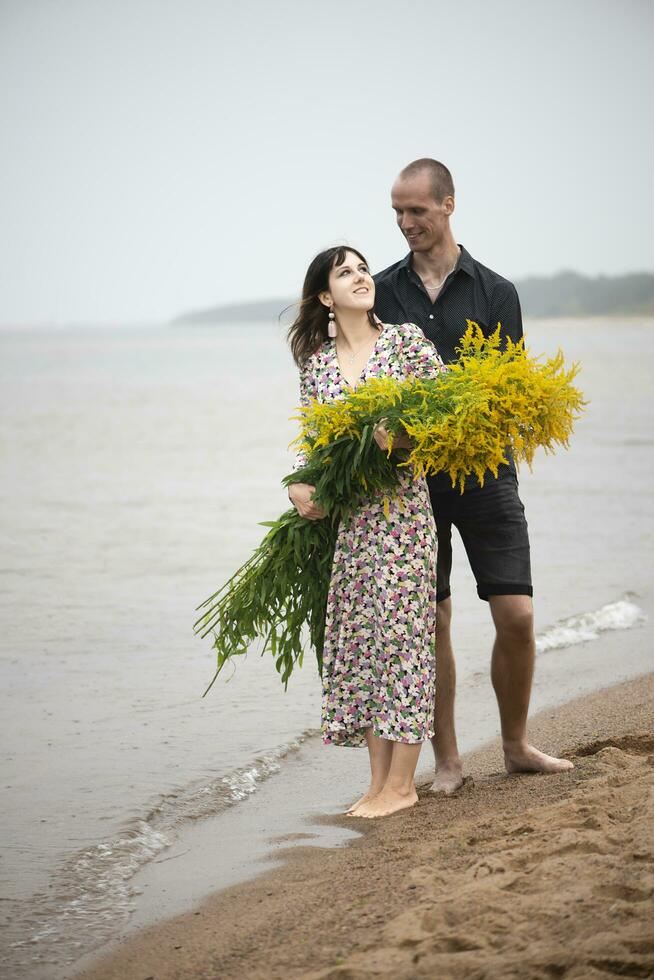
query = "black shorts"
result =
(428, 474, 533, 603)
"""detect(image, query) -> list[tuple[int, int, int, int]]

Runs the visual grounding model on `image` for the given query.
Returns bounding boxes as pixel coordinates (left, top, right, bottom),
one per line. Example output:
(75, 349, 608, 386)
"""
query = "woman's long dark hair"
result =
(287, 246, 377, 366)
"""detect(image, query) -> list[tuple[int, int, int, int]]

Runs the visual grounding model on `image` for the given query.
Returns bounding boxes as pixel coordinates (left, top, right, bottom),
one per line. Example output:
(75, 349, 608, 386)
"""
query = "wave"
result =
(144, 727, 319, 827)
(8, 729, 318, 978)
(536, 596, 646, 654)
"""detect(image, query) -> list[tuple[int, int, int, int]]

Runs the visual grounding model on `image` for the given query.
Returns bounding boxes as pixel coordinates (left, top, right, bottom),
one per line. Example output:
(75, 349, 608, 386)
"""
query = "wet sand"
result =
(74, 672, 654, 980)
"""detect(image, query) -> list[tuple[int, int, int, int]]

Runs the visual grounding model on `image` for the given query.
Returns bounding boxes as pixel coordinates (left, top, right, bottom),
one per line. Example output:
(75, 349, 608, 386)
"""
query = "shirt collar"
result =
(457, 245, 476, 277)
(400, 244, 476, 279)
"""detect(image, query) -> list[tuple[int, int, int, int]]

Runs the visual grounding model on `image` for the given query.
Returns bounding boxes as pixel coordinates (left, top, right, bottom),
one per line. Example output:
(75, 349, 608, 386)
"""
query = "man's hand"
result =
(288, 483, 326, 521)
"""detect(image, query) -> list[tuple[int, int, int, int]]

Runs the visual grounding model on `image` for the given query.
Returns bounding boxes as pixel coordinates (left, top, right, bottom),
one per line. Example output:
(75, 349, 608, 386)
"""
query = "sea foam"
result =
(536, 597, 646, 654)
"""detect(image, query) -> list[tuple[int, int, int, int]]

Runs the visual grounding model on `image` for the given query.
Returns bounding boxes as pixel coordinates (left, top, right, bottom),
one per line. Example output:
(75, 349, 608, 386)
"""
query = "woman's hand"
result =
(373, 421, 412, 452)
(288, 483, 326, 521)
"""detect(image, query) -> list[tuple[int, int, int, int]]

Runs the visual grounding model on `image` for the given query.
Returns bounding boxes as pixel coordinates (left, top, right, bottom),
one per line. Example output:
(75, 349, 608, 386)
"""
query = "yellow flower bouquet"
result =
(195, 324, 584, 692)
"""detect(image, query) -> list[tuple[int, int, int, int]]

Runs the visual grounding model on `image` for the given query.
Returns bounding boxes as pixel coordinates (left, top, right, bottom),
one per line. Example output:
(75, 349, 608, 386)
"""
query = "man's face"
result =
(391, 173, 453, 253)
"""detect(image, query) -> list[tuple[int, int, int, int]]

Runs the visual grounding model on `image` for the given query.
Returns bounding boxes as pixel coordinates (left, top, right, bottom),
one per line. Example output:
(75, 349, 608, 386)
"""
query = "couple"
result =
(288, 158, 573, 819)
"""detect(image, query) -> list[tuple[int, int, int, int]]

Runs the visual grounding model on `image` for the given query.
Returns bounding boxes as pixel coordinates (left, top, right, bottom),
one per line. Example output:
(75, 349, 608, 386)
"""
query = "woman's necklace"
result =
(337, 330, 379, 363)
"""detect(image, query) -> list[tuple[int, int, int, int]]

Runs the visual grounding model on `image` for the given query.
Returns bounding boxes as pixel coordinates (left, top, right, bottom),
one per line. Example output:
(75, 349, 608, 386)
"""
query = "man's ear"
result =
(442, 195, 455, 216)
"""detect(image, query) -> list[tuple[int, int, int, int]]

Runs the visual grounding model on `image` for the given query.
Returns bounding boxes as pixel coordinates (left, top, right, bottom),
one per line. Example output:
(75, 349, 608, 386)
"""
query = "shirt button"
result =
(428, 314, 434, 319)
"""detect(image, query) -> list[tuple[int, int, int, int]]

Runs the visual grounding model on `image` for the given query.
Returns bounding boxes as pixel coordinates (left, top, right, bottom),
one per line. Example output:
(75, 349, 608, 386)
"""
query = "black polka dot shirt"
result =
(373, 244, 523, 366)
(374, 245, 523, 490)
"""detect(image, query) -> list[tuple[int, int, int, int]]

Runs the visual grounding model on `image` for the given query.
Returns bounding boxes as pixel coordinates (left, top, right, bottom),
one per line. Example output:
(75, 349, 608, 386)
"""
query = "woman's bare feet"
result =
(346, 789, 380, 815)
(348, 786, 418, 818)
(428, 761, 464, 795)
(504, 741, 574, 774)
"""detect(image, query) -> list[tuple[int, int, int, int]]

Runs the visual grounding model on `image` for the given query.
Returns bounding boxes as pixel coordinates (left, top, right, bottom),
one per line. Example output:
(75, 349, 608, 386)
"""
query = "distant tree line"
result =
(173, 271, 654, 324)
(516, 271, 654, 317)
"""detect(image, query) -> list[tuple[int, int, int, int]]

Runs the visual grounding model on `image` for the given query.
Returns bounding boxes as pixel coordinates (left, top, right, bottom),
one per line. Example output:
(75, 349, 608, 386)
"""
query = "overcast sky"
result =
(1, 0, 652, 324)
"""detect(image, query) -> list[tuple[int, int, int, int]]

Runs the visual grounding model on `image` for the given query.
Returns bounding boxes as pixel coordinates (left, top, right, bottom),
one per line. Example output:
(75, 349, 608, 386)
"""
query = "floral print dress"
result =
(295, 322, 445, 747)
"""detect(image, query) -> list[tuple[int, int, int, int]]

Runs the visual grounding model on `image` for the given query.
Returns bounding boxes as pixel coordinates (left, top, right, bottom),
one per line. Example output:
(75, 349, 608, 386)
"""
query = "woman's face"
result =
(323, 250, 375, 314)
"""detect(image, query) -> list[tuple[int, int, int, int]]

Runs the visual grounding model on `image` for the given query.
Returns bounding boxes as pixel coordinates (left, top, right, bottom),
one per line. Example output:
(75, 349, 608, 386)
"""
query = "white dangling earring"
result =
(327, 309, 337, 338)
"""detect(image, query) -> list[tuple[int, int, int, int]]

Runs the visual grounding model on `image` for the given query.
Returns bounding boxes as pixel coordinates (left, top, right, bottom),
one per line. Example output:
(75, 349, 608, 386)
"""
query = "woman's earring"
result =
(328, 310, 337, 338)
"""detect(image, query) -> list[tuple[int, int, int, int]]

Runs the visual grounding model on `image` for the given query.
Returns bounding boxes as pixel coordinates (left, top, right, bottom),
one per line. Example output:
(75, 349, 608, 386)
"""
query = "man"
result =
(374, 158, 572, 793)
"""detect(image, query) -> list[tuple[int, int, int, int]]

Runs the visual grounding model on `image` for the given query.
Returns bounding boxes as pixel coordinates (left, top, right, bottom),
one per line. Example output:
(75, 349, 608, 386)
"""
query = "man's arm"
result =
(490, 281, 523, 345)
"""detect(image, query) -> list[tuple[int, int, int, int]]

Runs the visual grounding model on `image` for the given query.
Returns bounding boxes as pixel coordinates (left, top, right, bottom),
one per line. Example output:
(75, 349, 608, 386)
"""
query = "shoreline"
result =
(12, 598, 651, 980)
(72, 672, 654, 980)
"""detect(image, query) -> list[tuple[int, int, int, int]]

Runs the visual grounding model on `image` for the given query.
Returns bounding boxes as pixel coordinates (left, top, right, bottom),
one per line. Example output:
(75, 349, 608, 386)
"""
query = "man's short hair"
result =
(398, 158, 455, 202)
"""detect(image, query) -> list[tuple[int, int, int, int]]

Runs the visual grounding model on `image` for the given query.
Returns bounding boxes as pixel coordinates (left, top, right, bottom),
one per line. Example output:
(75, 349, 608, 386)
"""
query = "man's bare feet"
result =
(428, 762, 464, 796)
(504, 742, 574, 774)
(348, 787, 418, 818)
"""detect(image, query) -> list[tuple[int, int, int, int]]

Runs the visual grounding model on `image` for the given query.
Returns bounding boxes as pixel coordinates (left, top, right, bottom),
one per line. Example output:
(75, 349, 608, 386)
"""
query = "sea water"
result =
(1, 318, 652, 977)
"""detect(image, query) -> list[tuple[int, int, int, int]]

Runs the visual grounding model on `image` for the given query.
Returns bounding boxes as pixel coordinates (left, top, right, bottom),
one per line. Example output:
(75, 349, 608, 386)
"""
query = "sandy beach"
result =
(73, 672, 654, 980)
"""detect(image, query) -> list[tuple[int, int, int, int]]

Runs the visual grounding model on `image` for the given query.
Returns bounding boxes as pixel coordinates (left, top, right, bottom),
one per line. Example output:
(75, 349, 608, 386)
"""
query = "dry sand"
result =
(74, 674, 654, 980)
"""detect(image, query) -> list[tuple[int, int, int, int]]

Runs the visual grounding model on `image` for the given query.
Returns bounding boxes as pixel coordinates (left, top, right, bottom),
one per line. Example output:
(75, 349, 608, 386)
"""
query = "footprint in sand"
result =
(599, 883, 654, 903)
(574, 733, 654, 758)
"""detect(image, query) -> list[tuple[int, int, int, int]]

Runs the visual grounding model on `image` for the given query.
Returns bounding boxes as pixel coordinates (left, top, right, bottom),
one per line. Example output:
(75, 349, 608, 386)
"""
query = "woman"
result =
(288, 246, 445, 818)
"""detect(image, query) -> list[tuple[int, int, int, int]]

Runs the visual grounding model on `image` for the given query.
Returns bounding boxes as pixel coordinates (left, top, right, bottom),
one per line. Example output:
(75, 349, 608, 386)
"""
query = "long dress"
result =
(295, 322, 444, 747)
